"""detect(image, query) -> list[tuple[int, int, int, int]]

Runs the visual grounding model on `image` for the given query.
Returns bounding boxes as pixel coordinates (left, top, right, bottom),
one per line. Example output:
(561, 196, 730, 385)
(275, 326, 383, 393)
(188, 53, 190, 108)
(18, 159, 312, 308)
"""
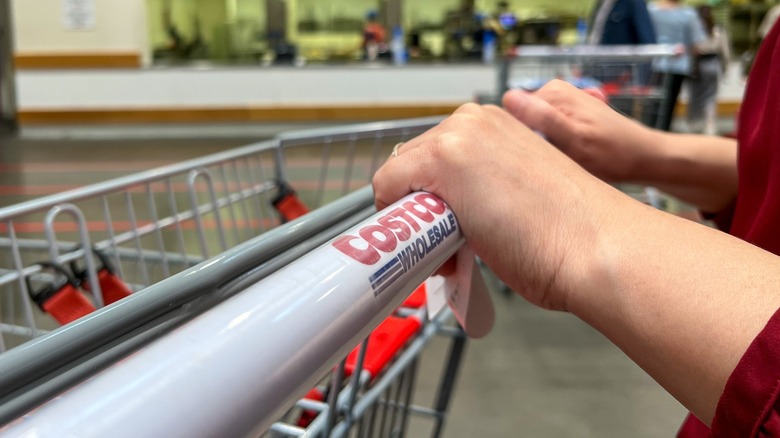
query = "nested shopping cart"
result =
(0, 117, 469, 437)
(498, 44, 677, 130)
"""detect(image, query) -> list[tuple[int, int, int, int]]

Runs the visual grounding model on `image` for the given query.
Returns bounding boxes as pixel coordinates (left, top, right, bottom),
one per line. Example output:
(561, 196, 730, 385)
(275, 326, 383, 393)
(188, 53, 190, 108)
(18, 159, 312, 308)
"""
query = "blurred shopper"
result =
(445, 0, 481, 60)
(496, 1, 517, 31)
(495, 1, 519, 50)
(736, 4, 779, 77)
(687, 6, 730, 135)
(758, 4, 780, 39)
(648, 0, 707, 131)
(153, 2, 206, 61)
(585, 0, 656, 120)
(362, 11, 386, 61)
(475, 12, 502, 63)
(587, 0, 657, 45)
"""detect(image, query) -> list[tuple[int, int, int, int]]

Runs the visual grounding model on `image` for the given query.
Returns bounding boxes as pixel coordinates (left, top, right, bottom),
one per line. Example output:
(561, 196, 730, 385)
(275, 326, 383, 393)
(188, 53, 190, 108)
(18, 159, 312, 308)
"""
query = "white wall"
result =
(14, 62, 746, 113)
(11, 0, 148, 56)
(15, 65, 494, 109)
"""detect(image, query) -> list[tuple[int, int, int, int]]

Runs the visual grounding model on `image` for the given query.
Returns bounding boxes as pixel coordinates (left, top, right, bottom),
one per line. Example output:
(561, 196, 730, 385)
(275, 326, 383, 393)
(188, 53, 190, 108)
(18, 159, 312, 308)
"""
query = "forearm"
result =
(568, 194, 780, 425)
(628, 130, 738, 212)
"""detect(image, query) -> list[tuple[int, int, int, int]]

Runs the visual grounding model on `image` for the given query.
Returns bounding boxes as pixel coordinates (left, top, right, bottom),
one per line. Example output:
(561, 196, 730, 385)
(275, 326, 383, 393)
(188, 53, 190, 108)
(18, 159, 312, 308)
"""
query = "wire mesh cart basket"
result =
(498, 44, 677, 130)
(0, 117, 470, 437)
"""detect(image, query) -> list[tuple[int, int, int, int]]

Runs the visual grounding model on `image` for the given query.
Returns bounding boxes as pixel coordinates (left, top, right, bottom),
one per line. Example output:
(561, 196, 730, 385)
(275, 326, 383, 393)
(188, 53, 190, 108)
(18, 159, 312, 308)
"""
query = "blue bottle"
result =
(483, 30, 497, 64)
(576, 18, 588, 45)
(391, 26, 407, 65)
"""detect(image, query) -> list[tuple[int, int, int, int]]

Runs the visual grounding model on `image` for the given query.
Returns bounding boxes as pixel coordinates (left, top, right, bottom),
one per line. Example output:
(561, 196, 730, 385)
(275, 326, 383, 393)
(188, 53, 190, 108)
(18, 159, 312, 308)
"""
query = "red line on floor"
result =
(0, 181, 252, 196)
(0, 217, 279, 234)
(0, 155, 369, 173)
(0, 161, 176, 173)
(0, 179, 368, 197)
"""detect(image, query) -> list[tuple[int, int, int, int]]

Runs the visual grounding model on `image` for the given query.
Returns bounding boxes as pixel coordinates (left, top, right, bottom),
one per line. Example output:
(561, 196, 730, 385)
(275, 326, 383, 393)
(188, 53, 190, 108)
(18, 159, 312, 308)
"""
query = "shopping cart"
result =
(0, 117, 469, 437)
(497, 44, 677, 130)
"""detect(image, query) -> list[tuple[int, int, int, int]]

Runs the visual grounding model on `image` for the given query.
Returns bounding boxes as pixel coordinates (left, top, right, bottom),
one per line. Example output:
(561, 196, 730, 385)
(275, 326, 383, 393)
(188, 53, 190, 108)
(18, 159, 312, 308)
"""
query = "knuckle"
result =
(453, 102, 482, 116)
(432, 131, 457, 152)
(539, 79, 572, 100)
(483, 104, 507, 118)
(545, 78, 569, 91)
(429, 131, 466, 161)
(446, 111, 482, 130)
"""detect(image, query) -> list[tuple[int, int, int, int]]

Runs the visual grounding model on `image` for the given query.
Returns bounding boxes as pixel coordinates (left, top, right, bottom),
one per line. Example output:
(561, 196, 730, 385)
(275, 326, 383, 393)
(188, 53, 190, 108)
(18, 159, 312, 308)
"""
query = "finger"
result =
(373, 105, 479, 208)
(372, 143, 436, 211)
(383, 116, 451, 161)
(534, 79, 610, 111)
(501, 89, 576, 147)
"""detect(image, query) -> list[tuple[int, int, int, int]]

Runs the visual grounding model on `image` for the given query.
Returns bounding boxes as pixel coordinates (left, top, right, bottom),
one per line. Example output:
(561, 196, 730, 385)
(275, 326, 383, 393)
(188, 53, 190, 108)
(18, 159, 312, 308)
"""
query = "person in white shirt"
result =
(648, 0, 707, 131)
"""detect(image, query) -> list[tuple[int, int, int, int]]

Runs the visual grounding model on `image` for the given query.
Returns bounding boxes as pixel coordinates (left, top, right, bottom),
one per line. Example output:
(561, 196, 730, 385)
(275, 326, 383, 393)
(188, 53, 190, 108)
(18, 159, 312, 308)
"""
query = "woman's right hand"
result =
(372, 102, 641, 313)
(503, 80, 659, 183)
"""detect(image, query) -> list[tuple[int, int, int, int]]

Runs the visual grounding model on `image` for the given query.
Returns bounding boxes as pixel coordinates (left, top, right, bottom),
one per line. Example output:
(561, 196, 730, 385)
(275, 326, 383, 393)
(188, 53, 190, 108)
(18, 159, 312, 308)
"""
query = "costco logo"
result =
(332, 193, 458, 297)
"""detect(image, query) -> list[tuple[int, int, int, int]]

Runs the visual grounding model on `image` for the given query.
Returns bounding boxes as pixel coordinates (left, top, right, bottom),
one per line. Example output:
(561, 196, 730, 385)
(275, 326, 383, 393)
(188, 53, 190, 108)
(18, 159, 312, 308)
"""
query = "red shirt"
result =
(678, 20, 780, 438)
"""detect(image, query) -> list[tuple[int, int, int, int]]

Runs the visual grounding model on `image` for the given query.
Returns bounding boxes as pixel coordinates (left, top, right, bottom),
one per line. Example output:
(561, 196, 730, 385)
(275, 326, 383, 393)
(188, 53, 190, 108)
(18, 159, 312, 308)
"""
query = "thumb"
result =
(502, 89, 575, 145)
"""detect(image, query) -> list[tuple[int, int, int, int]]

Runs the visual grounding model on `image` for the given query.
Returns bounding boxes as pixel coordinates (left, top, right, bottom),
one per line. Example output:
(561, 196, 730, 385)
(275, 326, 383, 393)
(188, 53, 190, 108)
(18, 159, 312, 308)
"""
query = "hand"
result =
(373, 103, 636, 311)
(502, 80, 656, 183)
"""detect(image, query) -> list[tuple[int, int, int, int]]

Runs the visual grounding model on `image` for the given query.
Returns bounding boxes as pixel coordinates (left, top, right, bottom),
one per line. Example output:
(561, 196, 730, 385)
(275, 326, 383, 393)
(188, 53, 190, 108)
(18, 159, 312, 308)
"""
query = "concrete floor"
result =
(422, 271, 688, 437)
(0, 124, 691, 437)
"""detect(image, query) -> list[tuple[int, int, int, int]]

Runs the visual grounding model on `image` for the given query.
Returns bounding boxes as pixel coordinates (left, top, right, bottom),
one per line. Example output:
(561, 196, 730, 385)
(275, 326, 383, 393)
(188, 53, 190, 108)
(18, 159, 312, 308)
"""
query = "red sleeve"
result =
(700, 198, 736, 233)
(712, 307, 780, 437)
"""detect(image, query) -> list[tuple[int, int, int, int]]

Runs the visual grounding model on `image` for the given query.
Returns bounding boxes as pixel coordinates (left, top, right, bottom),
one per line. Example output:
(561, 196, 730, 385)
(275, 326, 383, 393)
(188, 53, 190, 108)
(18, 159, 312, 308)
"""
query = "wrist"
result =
(555, 181, 646, 316)
(623, 127, 670, 184)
